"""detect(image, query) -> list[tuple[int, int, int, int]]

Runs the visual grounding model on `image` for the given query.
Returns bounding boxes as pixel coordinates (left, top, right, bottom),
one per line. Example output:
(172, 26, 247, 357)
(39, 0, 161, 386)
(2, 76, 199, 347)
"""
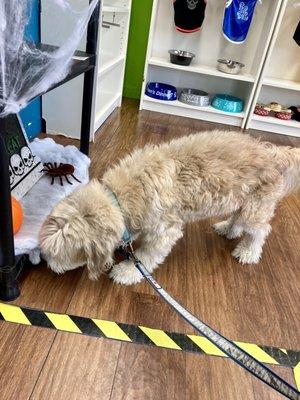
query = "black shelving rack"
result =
(0, 1, 101, 301)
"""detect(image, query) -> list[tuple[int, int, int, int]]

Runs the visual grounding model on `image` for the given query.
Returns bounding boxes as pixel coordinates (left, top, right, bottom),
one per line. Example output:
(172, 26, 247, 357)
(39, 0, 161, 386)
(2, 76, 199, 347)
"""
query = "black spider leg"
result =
(65, 175, 73, 185)
(41, 162, 52, 172)
(71, 174, 81, 183)
(54, 162, 58, 169)
(51, 176, 55, 185)
(59, 176, 63, 186)
(59, 162, 63, 167)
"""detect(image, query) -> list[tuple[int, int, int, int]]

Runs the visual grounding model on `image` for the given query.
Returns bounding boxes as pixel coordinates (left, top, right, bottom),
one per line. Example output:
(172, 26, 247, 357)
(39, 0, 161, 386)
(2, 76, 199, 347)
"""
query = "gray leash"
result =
(127, 243, 300, 400)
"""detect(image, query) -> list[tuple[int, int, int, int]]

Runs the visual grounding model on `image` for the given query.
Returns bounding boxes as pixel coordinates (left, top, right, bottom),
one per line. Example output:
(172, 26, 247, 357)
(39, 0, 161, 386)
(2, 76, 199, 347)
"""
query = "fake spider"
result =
(42, 162, 81, 186)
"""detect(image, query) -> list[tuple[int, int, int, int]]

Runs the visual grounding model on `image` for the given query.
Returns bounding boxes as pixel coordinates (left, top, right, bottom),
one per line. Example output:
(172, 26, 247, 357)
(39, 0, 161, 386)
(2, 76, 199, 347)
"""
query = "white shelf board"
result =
(102, 5, 130, 13)
(94, 93, 122, 132)
(250, 114, 300, 137)
(143, 96, 245, 117)
(142, 96, 244, 127)
(262, 77, 300, 91)
(98, 55, 125, 77)
(148, 56, 255, 83)
(252, 114, 300, 128)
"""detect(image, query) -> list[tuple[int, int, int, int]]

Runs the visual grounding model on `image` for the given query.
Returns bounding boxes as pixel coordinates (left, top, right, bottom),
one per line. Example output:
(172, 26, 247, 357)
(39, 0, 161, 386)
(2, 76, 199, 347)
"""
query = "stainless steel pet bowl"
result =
(217, 59, 245, 75)
(169, 50, 195, 66)
(179, 89, 210, 107)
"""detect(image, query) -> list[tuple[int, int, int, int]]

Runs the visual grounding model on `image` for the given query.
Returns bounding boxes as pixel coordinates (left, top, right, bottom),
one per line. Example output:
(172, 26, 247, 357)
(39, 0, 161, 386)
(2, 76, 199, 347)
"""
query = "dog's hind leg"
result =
(109, 224, 183, 285)
(231, 194, 279, 264)
(213, 213, 243, 240)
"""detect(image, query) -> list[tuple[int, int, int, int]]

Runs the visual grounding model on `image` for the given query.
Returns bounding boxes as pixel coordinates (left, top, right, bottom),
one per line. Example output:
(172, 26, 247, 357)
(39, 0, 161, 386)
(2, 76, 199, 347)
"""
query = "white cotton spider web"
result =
(0, 0, 98, 117)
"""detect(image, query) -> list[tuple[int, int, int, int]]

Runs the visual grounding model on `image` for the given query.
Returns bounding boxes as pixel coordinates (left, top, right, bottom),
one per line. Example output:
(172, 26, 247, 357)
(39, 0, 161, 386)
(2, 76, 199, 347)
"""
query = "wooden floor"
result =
(1, 98, 299, 399)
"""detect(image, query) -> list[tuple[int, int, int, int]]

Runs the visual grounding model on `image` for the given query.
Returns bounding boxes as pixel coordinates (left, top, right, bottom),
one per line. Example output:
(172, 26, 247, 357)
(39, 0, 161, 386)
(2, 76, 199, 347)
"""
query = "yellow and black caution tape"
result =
(0, 302, 299, 390)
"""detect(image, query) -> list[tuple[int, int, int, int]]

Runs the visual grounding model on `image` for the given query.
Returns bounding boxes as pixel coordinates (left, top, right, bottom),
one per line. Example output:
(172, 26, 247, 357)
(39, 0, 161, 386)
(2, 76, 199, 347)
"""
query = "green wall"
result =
(123, 0, 153, 99)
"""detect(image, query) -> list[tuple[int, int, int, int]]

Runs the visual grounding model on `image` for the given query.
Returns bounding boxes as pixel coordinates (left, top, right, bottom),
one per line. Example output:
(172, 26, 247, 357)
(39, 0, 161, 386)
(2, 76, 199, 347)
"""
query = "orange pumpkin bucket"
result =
(11, 197, 23, 235)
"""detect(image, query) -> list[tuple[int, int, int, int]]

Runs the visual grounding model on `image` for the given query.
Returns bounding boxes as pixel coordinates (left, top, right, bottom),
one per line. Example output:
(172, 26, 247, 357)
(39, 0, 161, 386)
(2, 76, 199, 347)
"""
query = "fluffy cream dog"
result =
(40, 131, 300, 285)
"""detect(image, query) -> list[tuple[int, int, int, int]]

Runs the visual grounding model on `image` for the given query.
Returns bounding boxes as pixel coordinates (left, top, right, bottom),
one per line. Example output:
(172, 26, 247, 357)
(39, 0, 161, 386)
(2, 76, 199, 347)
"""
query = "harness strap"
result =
(126, 243, 300, 400)
(105, 187, 132, 244)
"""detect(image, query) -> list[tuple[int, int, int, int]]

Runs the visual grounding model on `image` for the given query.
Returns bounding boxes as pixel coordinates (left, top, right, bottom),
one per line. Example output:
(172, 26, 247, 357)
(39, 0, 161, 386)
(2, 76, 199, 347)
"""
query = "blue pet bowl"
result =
(145, 82, 177, 101)
(211, 94, 244, 113)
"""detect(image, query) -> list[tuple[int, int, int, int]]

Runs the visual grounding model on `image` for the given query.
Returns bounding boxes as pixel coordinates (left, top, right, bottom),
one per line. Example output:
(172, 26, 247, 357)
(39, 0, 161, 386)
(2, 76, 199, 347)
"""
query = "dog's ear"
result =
(83, 237, 112, 281)
(82, 207, 121, 280)
(40, 216, 68, 257)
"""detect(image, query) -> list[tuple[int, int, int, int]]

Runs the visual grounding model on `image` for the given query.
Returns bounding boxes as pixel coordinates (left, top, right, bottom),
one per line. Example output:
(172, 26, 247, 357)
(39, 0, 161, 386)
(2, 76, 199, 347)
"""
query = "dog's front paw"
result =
(232, 243, 261, 264)
(109, 261, 143, 285)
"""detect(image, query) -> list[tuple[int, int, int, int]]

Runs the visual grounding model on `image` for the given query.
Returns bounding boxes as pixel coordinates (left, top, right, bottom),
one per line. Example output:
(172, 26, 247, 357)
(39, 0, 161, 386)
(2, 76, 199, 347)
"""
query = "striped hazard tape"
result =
(0, 302, 299, 390)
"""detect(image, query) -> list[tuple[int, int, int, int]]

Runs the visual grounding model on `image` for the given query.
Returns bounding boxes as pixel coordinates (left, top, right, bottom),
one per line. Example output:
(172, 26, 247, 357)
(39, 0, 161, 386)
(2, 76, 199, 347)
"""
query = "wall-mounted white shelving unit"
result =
(140, 0, 284, 129)
(42, 0, 132, 140)
(94, 0, 132, 133)
(246, 0, 300, 137)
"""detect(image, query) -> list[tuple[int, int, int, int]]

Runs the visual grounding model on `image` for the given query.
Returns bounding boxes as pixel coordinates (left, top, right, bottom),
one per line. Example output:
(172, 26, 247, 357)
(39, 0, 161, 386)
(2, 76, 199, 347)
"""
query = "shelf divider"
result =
(148, 56, 255, 83)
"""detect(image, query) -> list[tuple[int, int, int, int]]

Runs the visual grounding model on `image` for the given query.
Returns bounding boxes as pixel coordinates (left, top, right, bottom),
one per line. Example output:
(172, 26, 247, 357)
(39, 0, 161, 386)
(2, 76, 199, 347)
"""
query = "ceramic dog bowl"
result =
(254, 104, 270, 117)
(145, 82, 177, 101)
(217, 59, 245, 75)
(211, 94, 244, 113)
(275, 109, 292, 120)
(169, 50, 195, 66)
(179, 89, 210, 107)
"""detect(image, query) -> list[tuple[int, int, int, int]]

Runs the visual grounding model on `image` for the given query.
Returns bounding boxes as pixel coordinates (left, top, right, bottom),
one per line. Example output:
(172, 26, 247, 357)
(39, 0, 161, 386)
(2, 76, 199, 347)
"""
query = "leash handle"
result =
(127, 245, 300, 400)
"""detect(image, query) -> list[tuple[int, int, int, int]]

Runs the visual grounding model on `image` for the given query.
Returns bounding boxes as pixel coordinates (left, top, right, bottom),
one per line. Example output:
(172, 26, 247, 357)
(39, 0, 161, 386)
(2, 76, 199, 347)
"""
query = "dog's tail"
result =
(270, 145, 300, 195)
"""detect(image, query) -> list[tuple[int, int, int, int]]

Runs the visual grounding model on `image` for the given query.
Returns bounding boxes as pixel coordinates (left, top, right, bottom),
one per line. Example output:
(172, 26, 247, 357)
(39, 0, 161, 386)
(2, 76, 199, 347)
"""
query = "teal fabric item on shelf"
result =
(212, 94, 244, 113)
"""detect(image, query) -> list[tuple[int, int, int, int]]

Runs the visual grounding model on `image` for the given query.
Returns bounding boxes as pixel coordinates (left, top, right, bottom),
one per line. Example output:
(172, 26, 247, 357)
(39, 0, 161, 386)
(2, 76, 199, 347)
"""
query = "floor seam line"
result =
(108, 342, 123, 400)
(28, 330, 59, 400)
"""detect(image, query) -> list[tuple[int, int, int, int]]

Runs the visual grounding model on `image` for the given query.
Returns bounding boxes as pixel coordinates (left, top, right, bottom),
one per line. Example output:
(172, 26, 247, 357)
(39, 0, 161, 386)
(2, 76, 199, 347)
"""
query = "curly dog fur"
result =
(40, 131, 300, 285)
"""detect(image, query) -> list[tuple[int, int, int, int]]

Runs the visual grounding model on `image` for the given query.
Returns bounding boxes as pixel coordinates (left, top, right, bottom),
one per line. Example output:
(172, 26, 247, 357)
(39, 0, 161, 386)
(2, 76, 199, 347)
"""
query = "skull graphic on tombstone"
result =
(9, 166, 14, 185)
(21, 146, 34, 167)
(10, 154, 25, 176)
(187, 0, 199, 10)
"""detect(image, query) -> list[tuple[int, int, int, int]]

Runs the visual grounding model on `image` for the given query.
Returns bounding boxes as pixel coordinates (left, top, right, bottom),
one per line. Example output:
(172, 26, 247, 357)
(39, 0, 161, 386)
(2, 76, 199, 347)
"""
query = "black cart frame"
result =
(0, 1, 100, 301)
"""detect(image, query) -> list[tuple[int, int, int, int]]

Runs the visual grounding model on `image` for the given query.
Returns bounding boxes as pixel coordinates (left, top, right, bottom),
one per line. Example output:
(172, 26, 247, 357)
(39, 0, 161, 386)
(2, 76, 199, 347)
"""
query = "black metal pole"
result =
(80, 0, 101, 156)
(0, 119, 15, 267)
(0, 117, 20, 300)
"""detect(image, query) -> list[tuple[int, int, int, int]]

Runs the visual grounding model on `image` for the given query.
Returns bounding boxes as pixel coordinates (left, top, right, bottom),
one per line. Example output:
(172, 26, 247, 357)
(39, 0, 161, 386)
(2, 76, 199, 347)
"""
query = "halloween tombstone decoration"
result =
(3, 114, 43, 199)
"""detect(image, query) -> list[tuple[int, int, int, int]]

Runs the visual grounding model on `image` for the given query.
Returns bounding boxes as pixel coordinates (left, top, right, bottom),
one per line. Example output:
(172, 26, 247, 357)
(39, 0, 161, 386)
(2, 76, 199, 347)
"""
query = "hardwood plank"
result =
(66, 266, 188, 333)
(110, 343, 295, 400)
(66, 270, 140, 322)
(0, 323, 54, 400)
(100, 99, 149, 129)
(185, 212, 300, 349)
(30, 332, 121, 400)
(13, 262, 82, 312)
(185, 354, 295, 400)
(110, 343, 186, 400)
